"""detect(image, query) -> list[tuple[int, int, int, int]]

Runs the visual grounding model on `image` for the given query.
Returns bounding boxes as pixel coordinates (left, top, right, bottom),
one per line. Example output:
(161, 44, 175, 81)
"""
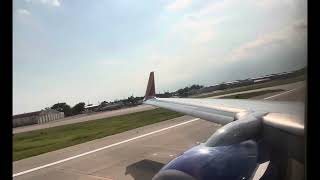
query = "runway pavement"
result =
(13, 82, 306, 180)
(207, 81, 305, 99)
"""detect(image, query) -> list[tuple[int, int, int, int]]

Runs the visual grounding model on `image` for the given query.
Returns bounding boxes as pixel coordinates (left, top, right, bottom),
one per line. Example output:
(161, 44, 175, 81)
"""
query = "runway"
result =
(207, 81, 305, 99)
(13, 81, 305, 180)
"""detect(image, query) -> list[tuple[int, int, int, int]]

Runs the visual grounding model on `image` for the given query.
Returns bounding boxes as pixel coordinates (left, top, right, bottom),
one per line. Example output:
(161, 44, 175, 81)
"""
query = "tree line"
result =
(49, 95, 144, 117)
(157, 84, 204, 98)
(47, 84, 205, 117)
(50, 102, 85, 117)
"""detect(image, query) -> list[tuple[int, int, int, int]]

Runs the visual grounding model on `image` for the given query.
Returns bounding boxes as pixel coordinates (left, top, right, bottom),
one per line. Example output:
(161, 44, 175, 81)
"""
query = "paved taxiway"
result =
(13, 81, 305, 180)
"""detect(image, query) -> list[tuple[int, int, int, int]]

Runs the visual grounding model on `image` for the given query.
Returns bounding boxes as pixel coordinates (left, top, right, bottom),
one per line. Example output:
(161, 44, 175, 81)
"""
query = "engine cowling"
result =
(153, 140, 258, 180)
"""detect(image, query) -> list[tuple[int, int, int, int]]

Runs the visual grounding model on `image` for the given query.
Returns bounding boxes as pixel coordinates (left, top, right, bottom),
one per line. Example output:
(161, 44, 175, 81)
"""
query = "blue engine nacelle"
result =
(153, 140, 258, 180)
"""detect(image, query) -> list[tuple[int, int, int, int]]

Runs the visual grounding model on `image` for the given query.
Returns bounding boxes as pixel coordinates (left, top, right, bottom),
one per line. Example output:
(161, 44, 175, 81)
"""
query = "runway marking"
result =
(13, 118, 200, 178)
(263, 87, 303, 100)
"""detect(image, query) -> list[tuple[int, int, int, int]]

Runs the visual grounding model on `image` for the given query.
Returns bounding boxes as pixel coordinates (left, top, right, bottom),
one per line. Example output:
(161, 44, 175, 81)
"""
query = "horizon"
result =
(13, 66, 305, 116)
(13, 0, 307, 115)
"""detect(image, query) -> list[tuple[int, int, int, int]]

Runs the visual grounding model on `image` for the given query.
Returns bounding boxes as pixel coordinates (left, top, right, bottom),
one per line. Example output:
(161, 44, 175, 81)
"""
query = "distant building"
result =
(13, 109, 64, 128)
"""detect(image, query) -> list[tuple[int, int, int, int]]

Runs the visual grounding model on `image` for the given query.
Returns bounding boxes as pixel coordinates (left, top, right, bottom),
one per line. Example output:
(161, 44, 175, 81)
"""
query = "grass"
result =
(13, 108, 183, 161)
(191, 74, 305, 98)
(219, 89, 284, 99)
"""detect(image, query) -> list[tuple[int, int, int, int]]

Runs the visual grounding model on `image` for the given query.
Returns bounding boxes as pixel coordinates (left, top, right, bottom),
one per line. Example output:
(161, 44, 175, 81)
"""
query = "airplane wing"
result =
(143, 72, 305, 180)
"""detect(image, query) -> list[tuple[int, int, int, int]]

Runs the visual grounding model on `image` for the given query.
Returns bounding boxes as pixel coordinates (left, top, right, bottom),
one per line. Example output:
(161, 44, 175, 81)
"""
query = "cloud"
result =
(166, 0, 192, 11)
(229, 19, 307, 61)
(195, 0, 236, 17)
(166, 0, 232, 45)
(98, 59, 125, 66)
(17, 9, 31, 15)
(170, 15, 228, 44)
(50, 0, 61, 7)
(194, 30, 215, 44)
(253, 0, 301, 9)
(192, 0, 306, 19)
(25, 0, 61, 7)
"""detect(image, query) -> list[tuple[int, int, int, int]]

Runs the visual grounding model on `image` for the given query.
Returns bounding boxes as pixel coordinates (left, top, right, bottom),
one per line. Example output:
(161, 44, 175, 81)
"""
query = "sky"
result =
(13, 0, 307, 115)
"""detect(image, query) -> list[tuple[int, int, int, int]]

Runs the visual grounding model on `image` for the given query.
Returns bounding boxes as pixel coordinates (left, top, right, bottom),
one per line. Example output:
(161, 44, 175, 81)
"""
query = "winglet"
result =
(144, 72, 156, 101)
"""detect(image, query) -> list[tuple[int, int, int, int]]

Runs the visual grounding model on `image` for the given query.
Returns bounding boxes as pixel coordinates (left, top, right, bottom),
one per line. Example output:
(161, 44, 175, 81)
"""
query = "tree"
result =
(71, 102, 85, 115)
(177, 87, 189, 97)
(51, 102, 72, 116)
(100, 101, 108, 107)
(127, 95, 136, 104)
(190, 84, 203, 90)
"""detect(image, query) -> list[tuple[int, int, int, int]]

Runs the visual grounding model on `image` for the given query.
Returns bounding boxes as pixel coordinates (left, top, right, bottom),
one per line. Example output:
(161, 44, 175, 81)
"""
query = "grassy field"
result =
(219, 89, 284, 99)
(192, 74, 305, 98)
(13, 108, 183, 161)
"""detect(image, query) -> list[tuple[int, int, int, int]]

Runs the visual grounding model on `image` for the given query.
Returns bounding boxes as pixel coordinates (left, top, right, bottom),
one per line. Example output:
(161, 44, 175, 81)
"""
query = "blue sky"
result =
(13, 0, 307, 115)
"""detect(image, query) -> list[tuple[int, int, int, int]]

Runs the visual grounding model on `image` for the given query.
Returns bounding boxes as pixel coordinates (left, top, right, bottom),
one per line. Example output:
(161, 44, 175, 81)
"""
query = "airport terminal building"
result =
(13, 109, 64, 128)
